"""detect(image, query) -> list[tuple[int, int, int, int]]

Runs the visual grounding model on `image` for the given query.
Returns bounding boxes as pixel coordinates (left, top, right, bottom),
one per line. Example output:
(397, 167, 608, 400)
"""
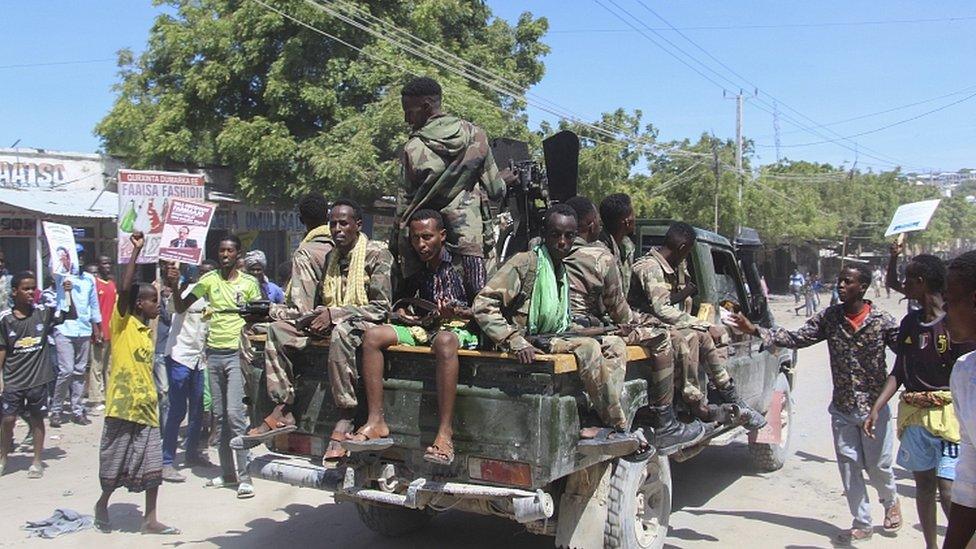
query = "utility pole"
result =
(712, 137, 720, 233)
(725, 89, 756, 237)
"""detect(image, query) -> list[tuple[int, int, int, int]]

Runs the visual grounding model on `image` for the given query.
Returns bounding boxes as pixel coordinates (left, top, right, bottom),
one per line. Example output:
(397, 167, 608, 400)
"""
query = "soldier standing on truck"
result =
(301, 199, 393, 463)
(598, 193, 637, 294)
(240, 192, 333, 444)
(343, 209, 485, 465)
(563, 197, 705, 455)
(395, 76, 506, 282)
(474, 204, 641, 455)
(731, 264, 903, 545)
(628, 222, 767, 431)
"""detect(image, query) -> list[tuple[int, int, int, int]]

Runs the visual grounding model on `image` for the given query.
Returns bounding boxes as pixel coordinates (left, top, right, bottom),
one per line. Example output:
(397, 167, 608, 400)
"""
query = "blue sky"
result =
(2, 1, 974, 173)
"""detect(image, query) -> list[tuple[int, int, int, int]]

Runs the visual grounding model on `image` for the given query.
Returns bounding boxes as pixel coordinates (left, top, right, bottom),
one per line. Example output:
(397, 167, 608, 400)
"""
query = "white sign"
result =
(0, 152, 104, 190)
(42, 221, 79, 276)
(117, 169, 207, 263)
(884, 199, 942, 237)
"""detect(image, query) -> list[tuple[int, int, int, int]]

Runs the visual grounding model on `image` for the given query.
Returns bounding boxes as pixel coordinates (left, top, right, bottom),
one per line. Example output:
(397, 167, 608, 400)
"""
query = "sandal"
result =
(423, 438, 455, 466)
(27, 464, 44, 479)
(237, 482, 255, 499)
(341, 426, 394, 453)
(241, 405, 297, 441)
(323, 419, 354, 463)
(836, 527, 873, 545)
(577, 428, 641, 457)
(204, 476, 239, 489)
(141, 525, 181, 535)
(94, 506, 112, 533)
(883, 499, 902, 532)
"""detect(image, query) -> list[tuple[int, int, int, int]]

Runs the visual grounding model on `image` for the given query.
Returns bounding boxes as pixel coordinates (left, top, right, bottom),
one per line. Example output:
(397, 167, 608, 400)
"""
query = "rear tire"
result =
(605, 453, 672, 549)
(748, 373, 795, 472)
(355, 502, 433, 537)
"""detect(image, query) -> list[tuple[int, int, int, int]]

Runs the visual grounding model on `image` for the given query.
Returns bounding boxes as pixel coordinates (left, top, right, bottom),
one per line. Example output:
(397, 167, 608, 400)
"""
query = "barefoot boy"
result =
(94, 232, 178, 535)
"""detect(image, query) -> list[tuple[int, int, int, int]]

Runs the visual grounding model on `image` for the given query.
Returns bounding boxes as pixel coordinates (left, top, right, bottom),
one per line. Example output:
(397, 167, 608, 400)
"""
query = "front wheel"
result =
(355, 502, 433, 537)
(605, 453, 672, 549)
(748, 373, 795, 472)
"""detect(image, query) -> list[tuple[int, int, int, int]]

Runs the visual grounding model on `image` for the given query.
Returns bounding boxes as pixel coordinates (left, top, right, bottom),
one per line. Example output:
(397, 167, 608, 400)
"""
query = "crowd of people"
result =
(0, 74, 974, 548)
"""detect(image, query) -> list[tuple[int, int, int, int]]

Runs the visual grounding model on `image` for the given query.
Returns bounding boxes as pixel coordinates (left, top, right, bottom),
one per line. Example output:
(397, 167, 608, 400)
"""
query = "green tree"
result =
(96, 0, 549, 204)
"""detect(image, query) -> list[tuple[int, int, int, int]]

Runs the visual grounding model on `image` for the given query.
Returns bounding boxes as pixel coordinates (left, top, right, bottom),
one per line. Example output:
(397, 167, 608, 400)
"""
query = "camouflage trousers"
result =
(627, 324, 673, 408)
(550, 335, 628, 429)
(671, 327, 731, 404)
(264, 318, 371, 410)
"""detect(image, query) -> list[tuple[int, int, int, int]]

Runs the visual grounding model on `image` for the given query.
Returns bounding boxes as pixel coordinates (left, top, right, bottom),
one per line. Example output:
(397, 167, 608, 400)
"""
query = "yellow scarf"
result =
(321, 235, 368, 307)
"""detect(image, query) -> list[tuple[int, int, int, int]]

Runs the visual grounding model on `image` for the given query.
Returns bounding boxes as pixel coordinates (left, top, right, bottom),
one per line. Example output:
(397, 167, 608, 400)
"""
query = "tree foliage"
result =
(97, 0, 549, 204)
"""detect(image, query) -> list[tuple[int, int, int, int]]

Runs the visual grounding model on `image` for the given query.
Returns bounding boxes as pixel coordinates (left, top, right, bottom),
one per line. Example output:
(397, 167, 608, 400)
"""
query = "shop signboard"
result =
(0, 152, 104, 190)
(117, 169, 206, 263)
(0, 207, 36, 236)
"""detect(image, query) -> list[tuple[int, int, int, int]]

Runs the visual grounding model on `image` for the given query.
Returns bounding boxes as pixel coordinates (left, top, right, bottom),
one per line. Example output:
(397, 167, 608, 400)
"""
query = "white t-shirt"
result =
(165, 283, 208, 369)
(951, 349, 976, 508)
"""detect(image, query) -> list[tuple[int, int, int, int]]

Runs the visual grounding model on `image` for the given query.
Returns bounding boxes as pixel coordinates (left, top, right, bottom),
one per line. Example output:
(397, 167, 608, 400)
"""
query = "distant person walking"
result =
(789, 268, 806, 303)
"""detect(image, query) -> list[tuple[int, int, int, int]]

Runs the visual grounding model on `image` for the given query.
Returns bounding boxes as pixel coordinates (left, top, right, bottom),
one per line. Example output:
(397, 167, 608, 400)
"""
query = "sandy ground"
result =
(0, 291, 963, 548)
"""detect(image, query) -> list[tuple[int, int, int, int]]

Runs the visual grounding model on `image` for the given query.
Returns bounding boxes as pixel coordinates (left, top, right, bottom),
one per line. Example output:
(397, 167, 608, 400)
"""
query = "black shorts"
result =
(1, 385, 49, 418)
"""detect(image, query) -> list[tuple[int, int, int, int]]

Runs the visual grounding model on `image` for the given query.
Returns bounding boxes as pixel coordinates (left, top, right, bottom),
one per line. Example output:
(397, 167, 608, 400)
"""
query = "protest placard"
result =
(884, 199, 942, 237)
(157, 199, 216, 265)
(42, 221, 79, 276)
(117, 169, 206, 263)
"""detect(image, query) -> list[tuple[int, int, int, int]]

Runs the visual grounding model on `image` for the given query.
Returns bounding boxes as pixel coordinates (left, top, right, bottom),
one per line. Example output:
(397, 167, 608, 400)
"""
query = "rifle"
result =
(526, 325, 623, 353)
(211, 300, 272, 318)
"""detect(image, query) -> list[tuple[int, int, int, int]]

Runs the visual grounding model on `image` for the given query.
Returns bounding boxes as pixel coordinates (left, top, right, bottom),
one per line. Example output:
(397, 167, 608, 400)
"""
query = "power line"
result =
(761, 90, 976, 148)
(549, 15, 976, 32)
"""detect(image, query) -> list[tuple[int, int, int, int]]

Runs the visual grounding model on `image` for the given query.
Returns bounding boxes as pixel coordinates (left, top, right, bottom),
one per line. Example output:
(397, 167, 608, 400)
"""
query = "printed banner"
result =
(42, 221, 79, 277)
(117, 169, 206, 263)
(157, 199, 216, 265)
(884, 199, 942, 237)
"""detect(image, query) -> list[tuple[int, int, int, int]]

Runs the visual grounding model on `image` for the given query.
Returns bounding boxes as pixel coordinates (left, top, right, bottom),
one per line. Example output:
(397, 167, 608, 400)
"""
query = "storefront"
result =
(0, 149, 120, 286)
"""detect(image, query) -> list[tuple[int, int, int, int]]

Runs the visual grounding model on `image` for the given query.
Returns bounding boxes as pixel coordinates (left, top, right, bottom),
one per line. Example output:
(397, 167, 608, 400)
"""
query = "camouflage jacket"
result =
(271, 228, 333, 320)
(564, 238, 635, 326)
(324, 238, 393, 326)
(629, 248, 707, 330)
(759, 302, 898, 415)
(473, 249, 566, 353)
(396, 114, 505, 270)
(599, 232, 636, 295)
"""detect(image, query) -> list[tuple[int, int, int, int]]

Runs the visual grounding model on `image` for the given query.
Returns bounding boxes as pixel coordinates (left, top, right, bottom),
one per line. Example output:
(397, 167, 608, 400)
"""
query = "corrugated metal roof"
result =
(0, 187, 118, 219)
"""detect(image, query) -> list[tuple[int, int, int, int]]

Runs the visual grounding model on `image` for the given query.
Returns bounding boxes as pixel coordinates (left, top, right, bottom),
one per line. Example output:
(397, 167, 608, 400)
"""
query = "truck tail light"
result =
(468, 457, 532, 488)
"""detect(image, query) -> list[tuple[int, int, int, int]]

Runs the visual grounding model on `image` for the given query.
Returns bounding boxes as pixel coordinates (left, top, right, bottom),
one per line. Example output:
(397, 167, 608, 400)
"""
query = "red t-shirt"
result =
(95, 277, 118, 341)
(845, 303, 871, 332)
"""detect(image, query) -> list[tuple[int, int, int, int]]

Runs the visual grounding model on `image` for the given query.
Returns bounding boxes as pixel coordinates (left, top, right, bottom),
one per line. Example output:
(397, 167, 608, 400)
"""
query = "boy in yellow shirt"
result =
(94, 232, 178, 535)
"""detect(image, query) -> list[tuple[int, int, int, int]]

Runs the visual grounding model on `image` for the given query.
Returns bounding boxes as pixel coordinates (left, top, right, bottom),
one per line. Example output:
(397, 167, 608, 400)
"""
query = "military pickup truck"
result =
(245, 222, 795, 549)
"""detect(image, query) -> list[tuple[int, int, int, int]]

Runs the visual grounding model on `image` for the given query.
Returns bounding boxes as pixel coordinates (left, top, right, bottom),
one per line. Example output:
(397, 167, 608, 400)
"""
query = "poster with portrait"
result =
(117, 169, 206, 263)
(42, 221, 79, 277)
(157, 199, 216, 265)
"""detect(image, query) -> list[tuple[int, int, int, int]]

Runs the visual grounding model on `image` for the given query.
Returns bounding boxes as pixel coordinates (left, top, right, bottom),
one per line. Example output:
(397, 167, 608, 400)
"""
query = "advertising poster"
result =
(884, 199, 942, 237)
(157, 199, 216, 265)
(117, 169, 206, 263)
(42, 221, 79, 276)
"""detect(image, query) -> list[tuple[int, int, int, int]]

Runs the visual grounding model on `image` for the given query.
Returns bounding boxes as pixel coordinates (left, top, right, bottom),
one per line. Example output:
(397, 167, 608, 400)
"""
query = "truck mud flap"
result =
(748, 389, 784, 445)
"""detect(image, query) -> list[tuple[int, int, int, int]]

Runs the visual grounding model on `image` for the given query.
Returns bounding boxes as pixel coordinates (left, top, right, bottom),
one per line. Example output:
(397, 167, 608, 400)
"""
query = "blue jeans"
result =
(162, 357, 205, 466)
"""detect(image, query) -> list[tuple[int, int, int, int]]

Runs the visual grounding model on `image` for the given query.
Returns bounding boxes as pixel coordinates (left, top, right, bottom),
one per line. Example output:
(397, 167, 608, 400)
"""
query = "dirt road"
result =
(0, 292, 951, 547)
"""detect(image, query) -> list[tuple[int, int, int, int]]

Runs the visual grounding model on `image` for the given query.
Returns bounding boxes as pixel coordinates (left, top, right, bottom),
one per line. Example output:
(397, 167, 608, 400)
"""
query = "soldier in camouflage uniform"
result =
(243, 193, 333, 441)
(598, 193, 638, 295)
(244, 200, 392, 463)
(629, 221, 766, 430)
(564, 197, 704, 454)
(396, 76, 506, 282)
(473, 204, 641, 456)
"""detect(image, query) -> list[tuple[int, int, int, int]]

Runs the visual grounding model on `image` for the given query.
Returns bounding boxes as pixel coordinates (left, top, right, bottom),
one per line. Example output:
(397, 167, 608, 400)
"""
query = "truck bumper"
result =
(247, 452, 554, 524)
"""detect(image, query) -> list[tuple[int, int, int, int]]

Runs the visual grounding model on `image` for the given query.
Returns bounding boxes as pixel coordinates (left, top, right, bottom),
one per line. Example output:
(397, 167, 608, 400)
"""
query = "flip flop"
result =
(141, 526, 181, 535)
(577, 428, 641, 457)
(204, 476, 239, 489)
(883, 500, 902, 532)
(341, 432, 394, 453)
(237, 482, 255, 499)
(423, 440, 455, 466)
(323, 420, 355, 463)
(27, 464, 43, 479)
(231, 425, 297, 450)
